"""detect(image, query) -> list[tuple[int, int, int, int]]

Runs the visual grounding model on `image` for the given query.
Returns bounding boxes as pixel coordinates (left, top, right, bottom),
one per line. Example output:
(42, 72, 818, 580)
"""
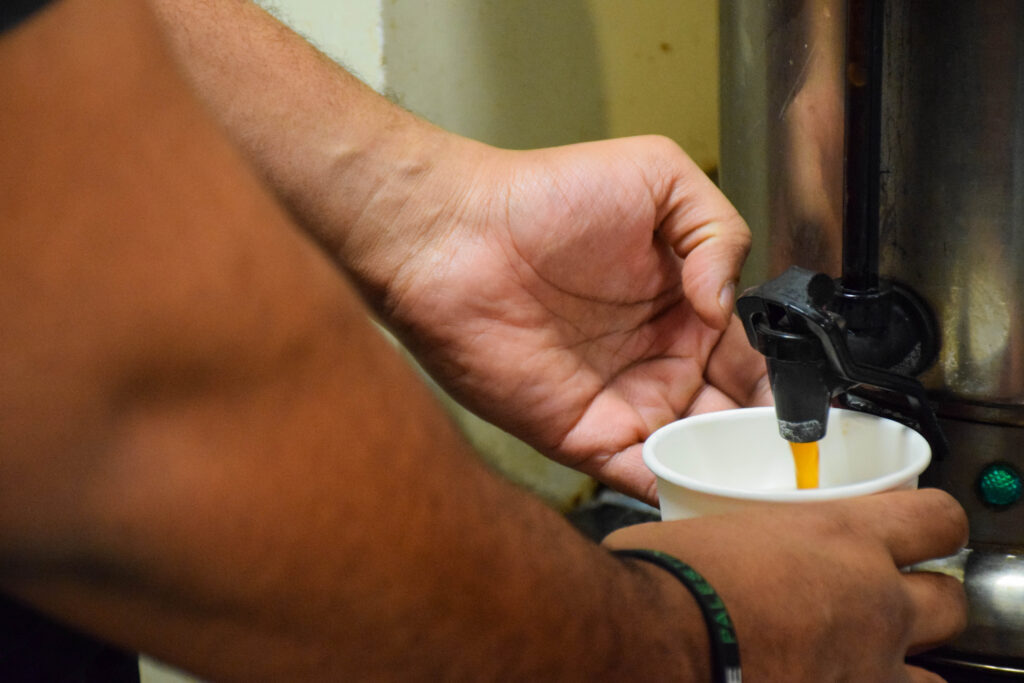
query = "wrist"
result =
(615, 549, 741, 683)
(151, 0, 496, 313)
(613, 551, 715, 682)
(321, 110, 497, 311)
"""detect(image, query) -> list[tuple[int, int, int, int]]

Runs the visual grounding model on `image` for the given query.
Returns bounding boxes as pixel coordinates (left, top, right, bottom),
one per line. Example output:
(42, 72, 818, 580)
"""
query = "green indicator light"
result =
(977, 463, 1024, 508)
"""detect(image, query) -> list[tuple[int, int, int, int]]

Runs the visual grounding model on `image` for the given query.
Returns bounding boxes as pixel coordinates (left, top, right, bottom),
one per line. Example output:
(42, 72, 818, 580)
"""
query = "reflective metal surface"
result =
(882, 2, 1024, 415)
(961, 550, 1024, 656)
(914, 652, 1024, 683)
(723, 1, 1024, 411)
(720, 0, 1024, 666)
(924, 419, 1024, 547)
(720, 0, 847, 285)
(916, 549, 1024, 657)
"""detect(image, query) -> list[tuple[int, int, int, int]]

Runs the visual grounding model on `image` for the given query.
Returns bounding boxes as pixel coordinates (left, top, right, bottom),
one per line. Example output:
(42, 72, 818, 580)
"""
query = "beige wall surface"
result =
(257, 0, 721, 167)
(383, 0, 720, 170)
(588, 0, 719, 170)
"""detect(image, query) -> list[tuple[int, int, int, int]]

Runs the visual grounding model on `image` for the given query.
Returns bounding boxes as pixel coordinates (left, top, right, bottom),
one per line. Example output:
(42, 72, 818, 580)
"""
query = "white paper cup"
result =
(644, 407, 931, 520)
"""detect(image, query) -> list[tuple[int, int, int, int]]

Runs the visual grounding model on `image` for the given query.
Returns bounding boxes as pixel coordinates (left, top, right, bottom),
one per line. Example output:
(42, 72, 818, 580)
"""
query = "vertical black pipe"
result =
(842, 0, 884, 293)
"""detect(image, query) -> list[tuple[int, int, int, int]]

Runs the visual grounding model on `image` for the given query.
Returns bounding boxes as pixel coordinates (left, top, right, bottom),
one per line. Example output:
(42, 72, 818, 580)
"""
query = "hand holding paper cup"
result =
(644, 407, 931, 520)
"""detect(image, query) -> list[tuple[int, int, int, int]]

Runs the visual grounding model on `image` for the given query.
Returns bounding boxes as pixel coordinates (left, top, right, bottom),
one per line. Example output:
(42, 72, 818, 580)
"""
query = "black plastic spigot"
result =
(737, 269, 840, 442)
(736, 266, 948, 459)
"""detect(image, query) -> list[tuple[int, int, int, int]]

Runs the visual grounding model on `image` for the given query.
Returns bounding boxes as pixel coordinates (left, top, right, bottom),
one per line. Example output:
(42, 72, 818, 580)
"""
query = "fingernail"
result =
(719, 281, 736, 313)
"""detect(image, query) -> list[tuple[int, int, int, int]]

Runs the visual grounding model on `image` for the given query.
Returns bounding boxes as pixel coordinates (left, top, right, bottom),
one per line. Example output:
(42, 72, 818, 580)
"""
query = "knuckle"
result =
(922, 488, 969, 544)
(644, 134, 682, 155)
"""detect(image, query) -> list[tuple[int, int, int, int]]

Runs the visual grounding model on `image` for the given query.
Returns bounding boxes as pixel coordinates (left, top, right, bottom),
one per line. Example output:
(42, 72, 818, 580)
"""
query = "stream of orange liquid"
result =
(789, 441, 820, 489)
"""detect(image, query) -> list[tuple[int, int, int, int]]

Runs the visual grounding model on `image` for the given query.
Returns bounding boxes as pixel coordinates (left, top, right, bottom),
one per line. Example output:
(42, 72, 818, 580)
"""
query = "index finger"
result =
(837, 488, 969, 567)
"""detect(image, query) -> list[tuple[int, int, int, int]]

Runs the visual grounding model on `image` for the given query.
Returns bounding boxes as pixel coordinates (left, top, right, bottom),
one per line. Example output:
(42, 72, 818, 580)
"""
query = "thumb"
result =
(649, 140, 751, 329)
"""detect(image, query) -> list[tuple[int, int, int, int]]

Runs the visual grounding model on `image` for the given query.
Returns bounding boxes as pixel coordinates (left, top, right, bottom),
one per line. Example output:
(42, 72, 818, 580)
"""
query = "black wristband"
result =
(614, 549, 742, 683)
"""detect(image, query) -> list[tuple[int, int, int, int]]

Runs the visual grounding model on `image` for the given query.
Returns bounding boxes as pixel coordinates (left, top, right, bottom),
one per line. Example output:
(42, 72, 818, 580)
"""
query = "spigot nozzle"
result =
(746, 310, 835, 443)
(767, 357, 831, 442)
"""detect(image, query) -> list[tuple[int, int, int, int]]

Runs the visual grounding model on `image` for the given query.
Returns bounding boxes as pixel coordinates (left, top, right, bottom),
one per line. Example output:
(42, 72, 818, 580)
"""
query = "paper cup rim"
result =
(642, 407, 932, 503)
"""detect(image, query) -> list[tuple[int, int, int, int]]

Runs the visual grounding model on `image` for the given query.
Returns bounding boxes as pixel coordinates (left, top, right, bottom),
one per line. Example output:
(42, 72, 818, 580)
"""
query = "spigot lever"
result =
(736, 266, 948, 459)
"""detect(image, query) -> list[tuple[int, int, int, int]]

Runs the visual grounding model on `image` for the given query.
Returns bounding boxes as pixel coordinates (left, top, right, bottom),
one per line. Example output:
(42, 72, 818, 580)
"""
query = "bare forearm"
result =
(1, 2, 706, 680)
(146, 0, 481, 304)
(7, 322, 701, 681)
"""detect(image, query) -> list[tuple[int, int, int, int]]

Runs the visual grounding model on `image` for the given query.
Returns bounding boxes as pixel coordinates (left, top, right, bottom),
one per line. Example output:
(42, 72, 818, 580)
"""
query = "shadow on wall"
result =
(383, 0, 607, 149)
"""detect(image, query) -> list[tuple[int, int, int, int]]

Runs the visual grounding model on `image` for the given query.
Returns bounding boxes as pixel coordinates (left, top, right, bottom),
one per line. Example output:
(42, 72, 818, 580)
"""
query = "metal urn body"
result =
(720, 1, 1024, 676)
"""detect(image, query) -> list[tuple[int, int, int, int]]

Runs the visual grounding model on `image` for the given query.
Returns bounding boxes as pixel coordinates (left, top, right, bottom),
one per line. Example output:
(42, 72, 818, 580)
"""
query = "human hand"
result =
(145, 0, 767, 501)
(603, 488, 968, 682)
(357, 135, 770, 502)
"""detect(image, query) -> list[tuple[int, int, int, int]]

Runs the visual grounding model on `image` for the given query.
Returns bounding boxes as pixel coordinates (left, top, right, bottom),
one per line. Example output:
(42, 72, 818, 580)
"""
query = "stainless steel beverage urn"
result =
(720, 1, 1024, 678)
